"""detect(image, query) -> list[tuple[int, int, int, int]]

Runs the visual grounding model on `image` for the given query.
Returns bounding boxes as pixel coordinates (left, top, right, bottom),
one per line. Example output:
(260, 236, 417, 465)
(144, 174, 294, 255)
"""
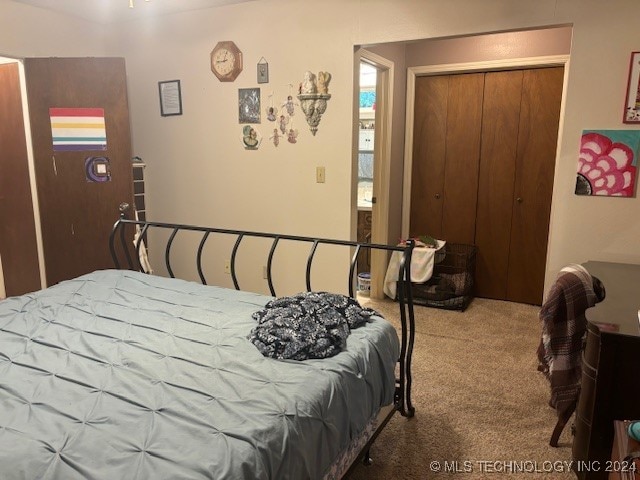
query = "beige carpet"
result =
(348, 296, 576, 479)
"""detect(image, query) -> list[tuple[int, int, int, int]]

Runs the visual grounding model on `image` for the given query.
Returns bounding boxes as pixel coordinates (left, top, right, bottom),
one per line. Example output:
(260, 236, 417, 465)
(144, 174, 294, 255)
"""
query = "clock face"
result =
(210, 41, 242, 81)
(212, 49, 236, 76)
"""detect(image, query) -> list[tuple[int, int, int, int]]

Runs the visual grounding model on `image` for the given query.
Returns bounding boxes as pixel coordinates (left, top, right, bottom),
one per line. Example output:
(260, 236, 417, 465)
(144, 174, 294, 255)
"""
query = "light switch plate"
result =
(316, 166, 326, 183)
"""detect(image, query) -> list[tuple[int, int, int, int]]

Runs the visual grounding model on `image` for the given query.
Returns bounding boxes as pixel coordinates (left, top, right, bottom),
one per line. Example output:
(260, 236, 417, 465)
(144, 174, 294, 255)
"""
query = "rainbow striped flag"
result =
(49, 107, 107, 151)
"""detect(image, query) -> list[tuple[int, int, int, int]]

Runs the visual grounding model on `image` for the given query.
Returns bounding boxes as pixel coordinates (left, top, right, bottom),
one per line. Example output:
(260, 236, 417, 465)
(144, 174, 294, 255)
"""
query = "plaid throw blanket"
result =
(537, 264, 597, 419)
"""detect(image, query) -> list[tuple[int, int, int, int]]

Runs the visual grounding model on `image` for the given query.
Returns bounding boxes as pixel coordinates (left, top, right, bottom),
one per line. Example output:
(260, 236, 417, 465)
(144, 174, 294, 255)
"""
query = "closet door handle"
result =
(516, 197, 523, 204)
(435, 193, 441, 199)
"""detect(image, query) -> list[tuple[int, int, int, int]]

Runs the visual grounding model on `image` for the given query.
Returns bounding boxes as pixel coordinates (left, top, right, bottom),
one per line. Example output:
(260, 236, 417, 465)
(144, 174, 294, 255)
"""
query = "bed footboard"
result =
(110, 216, 416, 418)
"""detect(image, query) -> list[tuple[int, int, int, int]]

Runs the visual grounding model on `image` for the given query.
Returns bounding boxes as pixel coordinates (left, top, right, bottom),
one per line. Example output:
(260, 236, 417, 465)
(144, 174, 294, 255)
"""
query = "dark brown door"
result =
(474, 70, 523, 300)
(24, 58, 133, 286)
(410, 73, 484, 244)
(441, 73, 484, 245)
(410, 75, 448, 239)
(0, 62, 41, 296)
(475, 67, 562, 304)
(506, 67, 563, 304)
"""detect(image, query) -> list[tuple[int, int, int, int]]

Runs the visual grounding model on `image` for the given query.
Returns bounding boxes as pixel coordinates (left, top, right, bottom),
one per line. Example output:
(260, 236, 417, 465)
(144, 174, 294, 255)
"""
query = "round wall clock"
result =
(210, 41, 243, 82)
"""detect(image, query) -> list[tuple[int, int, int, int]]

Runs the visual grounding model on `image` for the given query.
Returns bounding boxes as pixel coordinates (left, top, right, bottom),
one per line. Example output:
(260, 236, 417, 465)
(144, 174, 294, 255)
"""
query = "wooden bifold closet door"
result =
(410, 73, 483, 245)
(410, 66, 563, 305)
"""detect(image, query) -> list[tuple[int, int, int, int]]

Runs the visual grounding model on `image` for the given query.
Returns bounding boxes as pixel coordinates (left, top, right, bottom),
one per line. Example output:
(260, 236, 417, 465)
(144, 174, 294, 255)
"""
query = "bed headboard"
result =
(110, 215, 416, 417)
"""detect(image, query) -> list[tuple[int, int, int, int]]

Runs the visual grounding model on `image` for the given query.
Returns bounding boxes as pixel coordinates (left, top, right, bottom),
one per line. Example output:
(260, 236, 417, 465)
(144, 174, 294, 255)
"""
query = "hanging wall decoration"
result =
(297, 71, 332, 135)
(241, 125, 261, 150)
(85, 156, 111, 182)
(282, 84, 298, 117)
(49, 107, 107, 151)
(257, 57, 269, 84)
(287, 117, 298, 144)
(238, 88, 261, 123)
(270, 128, 281, 147)
(287, 128, 299, 144)
(278, 113, 289, 134)
(576, 130, 639, 197)
(265, 92, 278, 122)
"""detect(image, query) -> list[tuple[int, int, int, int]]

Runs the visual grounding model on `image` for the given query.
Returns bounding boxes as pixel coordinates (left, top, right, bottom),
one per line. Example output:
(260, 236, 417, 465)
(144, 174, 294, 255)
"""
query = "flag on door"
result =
(49, 107, 107, 151)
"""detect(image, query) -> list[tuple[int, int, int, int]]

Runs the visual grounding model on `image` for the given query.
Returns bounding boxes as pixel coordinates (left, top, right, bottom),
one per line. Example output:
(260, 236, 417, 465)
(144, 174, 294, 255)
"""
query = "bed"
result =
(0, 216, 416, 480)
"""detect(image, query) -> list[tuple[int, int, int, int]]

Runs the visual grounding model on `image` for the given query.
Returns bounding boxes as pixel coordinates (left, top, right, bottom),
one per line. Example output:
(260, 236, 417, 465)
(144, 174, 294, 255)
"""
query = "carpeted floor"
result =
(348, 296, 576, 479)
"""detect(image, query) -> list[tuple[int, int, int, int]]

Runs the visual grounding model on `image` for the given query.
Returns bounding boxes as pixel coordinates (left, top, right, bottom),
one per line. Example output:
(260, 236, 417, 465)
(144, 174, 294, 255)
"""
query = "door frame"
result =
(353, 48, 394, 299)
(401, 55, 569, 295)
(0, 57, 46, 293)
(402, 54, 569, 238)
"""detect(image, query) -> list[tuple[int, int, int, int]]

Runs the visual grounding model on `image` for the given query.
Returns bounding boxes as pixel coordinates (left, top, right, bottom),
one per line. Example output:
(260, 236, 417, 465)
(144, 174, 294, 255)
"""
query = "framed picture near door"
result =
(158, 80, 183, 117)
(623, 51, 640, 123)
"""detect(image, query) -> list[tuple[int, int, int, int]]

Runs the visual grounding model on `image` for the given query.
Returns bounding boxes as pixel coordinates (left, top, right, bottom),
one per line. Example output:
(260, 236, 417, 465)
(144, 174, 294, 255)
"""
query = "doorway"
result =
(354, 49, 394, 299)
(355, 61, 375, 285)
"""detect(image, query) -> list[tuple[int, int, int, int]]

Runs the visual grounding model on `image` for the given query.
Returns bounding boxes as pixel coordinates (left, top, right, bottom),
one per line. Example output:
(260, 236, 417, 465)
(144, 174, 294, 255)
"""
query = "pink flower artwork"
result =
(576, 130, 638, 197)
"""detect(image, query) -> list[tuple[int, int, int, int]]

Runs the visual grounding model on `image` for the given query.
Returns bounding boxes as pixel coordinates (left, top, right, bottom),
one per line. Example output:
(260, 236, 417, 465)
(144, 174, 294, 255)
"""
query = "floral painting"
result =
(576, 130, 638, 197)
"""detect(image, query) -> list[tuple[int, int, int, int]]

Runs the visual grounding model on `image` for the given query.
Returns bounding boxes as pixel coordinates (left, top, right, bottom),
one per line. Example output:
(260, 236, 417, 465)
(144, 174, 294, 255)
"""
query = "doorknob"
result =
(119, 202, 131, 218)
(435, 193, 441, 199)
(516, 197, 523, 203)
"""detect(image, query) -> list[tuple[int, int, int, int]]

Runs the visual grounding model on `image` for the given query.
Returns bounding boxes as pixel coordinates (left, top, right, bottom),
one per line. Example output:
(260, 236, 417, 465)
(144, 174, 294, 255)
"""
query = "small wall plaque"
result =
(257, 57, 269, 84)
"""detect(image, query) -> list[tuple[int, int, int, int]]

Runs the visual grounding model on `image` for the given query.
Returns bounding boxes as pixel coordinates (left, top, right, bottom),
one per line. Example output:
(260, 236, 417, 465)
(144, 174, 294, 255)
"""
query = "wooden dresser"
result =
(572, 261, 640, 479)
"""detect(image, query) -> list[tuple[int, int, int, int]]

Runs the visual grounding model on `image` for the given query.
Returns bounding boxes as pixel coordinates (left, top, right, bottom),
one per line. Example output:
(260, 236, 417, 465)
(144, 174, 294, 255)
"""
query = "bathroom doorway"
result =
(354, 49, 394, 299)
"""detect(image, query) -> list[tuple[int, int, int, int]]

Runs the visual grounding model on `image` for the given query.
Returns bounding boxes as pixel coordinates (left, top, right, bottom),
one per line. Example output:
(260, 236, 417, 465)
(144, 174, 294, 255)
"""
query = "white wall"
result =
(3, 0, 639, 298)
(109, 0, 639, 296)
(0, 1, 110, 57)
(113, 0, 359, 292)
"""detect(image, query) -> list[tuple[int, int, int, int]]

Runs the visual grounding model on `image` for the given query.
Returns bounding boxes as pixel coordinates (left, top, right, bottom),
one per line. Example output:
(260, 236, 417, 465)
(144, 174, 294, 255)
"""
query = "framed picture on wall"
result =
(576, 130, 638, 197)
(238, 88, 261, 123)
(623, 51, 640, 123)
(158, 80, 183, 117)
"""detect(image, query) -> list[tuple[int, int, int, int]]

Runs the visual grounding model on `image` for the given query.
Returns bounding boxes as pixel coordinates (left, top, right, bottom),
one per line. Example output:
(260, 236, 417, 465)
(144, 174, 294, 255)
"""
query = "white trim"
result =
(18, 60, 47, 289)
(359, 49, 395, 71)
(401, 54, 570, 238)
(408, 55, 569, 77)
(355, 49, 394, 299)
(0, 253, 5, 299)
(0, 57, 46, 293)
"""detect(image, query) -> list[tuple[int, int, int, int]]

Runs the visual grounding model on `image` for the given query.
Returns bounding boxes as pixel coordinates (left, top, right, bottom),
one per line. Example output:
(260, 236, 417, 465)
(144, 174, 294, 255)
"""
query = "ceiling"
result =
(12, 0, 255, 24)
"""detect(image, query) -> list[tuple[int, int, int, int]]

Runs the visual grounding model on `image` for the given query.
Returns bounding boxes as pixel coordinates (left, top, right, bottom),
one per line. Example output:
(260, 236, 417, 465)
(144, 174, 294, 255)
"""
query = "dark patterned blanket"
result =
(249, 292, 380, 360)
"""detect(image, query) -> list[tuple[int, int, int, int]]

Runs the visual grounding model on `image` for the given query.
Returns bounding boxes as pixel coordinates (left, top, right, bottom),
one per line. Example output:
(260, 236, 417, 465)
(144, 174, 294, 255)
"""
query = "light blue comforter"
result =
(0, 270, 399, 479)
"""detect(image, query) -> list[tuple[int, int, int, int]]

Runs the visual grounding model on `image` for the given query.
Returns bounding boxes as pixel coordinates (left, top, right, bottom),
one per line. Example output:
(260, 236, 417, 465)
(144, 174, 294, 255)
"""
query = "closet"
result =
(409, 66, 563, 305)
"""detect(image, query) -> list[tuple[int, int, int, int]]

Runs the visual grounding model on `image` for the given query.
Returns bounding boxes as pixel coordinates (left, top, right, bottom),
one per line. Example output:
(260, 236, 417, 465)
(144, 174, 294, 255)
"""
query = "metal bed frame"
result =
(109, 215, 416, 470)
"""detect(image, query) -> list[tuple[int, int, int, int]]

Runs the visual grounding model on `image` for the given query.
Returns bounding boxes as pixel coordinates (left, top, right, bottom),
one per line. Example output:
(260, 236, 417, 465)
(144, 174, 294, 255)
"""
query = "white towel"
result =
(383, 240, 446, 299)
(133, 210, 153, 274)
